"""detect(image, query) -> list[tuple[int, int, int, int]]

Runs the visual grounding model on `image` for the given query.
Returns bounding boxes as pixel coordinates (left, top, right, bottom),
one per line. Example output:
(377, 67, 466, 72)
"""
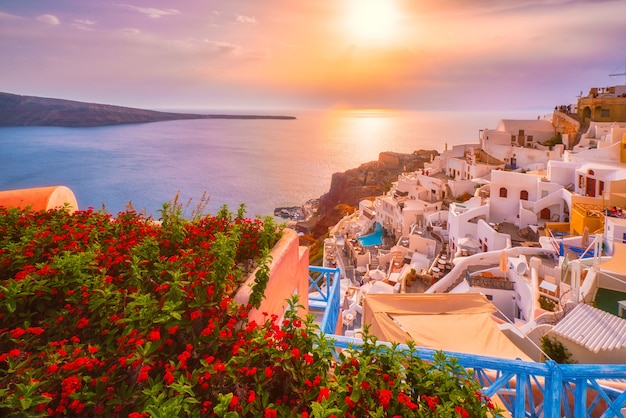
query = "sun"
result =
(346, 0, 399, 42)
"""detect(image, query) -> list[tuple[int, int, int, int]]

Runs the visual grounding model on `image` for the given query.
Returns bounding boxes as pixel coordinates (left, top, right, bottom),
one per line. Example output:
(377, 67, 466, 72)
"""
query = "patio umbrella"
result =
(581, 226, 589, 248)
(459, 237, 480, 249)
(360, 280, 395, 295)
(499, 250, 508, 273)
(369, 269, 387, 281)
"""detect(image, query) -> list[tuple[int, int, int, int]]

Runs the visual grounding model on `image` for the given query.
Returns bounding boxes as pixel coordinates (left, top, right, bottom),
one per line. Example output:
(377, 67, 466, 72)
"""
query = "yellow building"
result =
(577, 85, 626, 123)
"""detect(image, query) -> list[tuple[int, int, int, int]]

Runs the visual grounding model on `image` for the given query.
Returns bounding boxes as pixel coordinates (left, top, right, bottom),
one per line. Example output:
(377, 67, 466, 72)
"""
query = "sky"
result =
(1, 0, 625, 111)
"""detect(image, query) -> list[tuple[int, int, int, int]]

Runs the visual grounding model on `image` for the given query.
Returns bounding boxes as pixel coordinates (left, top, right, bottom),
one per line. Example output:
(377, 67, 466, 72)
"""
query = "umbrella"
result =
(369, 269, 387, 281)
(459, 237, 480, 249)
(581, 226, 589, 248)
(499, 250, 508, 273)
(360, 280, 395, 295)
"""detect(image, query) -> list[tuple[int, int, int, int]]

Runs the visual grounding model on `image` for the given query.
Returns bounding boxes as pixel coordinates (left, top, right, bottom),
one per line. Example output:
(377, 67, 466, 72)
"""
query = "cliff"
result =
(0, 92, 295, 127)
(311, 150, 438, 237)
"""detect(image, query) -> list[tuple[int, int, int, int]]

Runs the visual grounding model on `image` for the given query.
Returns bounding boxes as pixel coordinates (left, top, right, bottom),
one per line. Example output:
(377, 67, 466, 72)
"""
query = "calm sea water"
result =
(0, 109, 543, 218)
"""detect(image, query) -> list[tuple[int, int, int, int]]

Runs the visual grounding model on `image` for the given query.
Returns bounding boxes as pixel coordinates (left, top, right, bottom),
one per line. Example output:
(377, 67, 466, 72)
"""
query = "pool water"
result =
(358, 222, 383, 247)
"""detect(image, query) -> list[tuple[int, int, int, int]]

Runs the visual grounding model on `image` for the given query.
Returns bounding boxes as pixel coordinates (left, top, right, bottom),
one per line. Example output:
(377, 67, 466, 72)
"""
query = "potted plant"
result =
(405, 268, 418, 288)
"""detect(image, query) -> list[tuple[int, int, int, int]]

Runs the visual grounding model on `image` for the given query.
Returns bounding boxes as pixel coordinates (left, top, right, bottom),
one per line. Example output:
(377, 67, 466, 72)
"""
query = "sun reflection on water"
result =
(321, 108, 408, 163)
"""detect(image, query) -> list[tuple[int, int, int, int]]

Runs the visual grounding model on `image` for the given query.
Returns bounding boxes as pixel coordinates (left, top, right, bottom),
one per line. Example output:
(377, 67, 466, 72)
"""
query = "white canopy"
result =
(596, 242, 626, 276)
(362, 293, 531, 361)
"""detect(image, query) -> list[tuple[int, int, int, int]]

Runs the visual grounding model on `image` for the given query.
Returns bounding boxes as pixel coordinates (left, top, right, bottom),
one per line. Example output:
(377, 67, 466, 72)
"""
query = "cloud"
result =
(200, 39, 243, 55)
(72, 18, 96, 30)
(121, 28, 141, 35)
(121, 4, 180, 19)
(37, 14, 60, 25)
(235, 15, 257, 24)
(0, 12, 21, 20)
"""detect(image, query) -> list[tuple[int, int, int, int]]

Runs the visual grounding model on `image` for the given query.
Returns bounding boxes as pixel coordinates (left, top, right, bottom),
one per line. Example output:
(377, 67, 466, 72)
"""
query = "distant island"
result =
(0, 92, 296, 127)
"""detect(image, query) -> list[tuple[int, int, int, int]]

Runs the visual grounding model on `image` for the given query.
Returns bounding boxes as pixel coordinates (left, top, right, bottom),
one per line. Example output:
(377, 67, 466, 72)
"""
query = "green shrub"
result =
(0, 205, 500, 417)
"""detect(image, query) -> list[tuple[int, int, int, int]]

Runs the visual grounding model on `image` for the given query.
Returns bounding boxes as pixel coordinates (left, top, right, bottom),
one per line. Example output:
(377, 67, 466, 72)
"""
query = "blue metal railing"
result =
(309, 266, 626, 417)
(308, 266, 341, 335)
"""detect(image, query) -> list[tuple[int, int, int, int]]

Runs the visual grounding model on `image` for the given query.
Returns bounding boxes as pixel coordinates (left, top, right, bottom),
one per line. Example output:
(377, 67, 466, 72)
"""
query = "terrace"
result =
(309, 265, 626, 417)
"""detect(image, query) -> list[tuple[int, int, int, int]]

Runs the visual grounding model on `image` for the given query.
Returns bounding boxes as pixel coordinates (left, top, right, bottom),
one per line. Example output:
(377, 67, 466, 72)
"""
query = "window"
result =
(599, 181, 605, 196)
(602, 109, 610, 118)
(499, 187, 508, 198)
(520, 190, 529, 200)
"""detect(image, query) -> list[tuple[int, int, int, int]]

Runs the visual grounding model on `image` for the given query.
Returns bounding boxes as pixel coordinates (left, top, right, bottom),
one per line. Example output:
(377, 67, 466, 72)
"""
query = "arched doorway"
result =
(582, 106, 592, 122)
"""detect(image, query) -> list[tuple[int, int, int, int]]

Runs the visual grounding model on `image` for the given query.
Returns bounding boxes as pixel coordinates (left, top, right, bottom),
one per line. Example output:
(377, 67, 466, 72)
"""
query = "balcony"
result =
(310, 265, 626, 417)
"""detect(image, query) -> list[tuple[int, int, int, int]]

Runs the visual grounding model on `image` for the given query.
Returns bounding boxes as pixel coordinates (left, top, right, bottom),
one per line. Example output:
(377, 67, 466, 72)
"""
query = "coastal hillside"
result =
(311, 150, 437, 237)
(0, 92, 295, 127)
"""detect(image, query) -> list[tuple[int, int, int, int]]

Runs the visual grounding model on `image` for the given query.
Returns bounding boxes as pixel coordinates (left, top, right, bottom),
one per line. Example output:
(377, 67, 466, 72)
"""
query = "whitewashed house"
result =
(480, 119, 564, 171)
(373, 170, 445, 240)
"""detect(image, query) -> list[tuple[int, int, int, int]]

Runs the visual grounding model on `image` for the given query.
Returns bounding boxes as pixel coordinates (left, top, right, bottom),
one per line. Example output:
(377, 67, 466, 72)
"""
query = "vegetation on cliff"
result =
(300, 150, 438, 263)
(0, 92, 295, 127)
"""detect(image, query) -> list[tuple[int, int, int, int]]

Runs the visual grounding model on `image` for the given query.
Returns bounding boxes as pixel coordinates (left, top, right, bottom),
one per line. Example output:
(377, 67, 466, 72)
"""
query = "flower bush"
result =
(0, 203, 501, 417)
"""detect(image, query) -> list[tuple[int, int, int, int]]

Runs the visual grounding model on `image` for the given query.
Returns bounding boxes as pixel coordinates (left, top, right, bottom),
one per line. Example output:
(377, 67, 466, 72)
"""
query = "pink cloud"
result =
(37, 14, 60, 25)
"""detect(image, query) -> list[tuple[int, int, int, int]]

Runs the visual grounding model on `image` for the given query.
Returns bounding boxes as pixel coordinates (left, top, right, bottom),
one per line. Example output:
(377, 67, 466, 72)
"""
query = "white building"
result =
(373, 170, 446, 239)
(480, 119, 564, 171)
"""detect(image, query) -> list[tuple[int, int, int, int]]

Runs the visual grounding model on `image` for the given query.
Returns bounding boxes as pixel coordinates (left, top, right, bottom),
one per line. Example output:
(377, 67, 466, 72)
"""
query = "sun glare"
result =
(346, 0, 399, 42)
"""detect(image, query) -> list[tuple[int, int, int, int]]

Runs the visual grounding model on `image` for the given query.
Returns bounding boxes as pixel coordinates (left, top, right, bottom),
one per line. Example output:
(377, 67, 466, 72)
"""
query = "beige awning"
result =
(596, 242, 626, 276)
(362, 293, 531, 361)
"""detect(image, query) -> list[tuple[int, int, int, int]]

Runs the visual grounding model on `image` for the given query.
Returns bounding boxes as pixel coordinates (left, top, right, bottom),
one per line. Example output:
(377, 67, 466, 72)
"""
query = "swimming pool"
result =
(358, 222, 383, 246)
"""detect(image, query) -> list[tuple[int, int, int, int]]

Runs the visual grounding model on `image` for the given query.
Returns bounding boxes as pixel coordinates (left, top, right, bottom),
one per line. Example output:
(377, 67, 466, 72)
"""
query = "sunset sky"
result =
(1, 0, 625, 111)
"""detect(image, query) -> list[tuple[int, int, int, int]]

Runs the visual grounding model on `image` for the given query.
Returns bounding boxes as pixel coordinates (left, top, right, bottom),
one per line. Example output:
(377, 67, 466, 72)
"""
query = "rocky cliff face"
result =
(312, 150, 437, 237)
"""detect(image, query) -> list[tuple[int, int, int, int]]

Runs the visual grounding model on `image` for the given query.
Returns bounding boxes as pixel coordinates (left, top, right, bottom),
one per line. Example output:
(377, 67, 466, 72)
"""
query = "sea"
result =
(0, 108, 547, 219)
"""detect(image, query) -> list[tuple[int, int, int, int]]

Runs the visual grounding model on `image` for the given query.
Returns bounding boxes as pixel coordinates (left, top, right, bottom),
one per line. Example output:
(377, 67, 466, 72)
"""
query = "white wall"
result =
(605, 217, 626, 254)
(489, 170, 541, 224)
(547, 160, 579, 187)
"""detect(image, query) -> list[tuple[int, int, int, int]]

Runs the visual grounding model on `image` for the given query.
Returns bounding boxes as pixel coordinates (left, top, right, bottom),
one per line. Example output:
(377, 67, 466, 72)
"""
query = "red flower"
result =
(8, 348, 21, 358)
(164, 368, 175, 385)
(317, 387, 330, 403)
(137, 365, 151, 383)
(377, 389, 392, 409)
(264, 408, 277, 418)
(291, 347, 300, 358)
(265, 366, 273, 379)
(27, 327, 45, 335)
(424, 395, 439, 411)
(247, 390, 256, 403)
(147, 328, 161, 341)
(9, 328, 25, 339)
(69, 399, 85, 413)
(455, 405, 470, 418)
(76, 317, 89, 329)
(229, 395, 239, 410)
(61, 375, 82, 396)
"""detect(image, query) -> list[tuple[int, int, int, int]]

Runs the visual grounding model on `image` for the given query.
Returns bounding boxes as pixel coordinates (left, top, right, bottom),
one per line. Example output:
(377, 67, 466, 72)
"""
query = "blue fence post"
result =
(309, 265, 626, 417)
(544, 360, 563, 418)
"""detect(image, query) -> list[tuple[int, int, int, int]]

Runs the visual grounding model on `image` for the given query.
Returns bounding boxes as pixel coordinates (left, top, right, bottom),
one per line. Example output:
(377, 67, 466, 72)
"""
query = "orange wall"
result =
(0, 186, 78, 212)
(235, 228, 310, 323)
